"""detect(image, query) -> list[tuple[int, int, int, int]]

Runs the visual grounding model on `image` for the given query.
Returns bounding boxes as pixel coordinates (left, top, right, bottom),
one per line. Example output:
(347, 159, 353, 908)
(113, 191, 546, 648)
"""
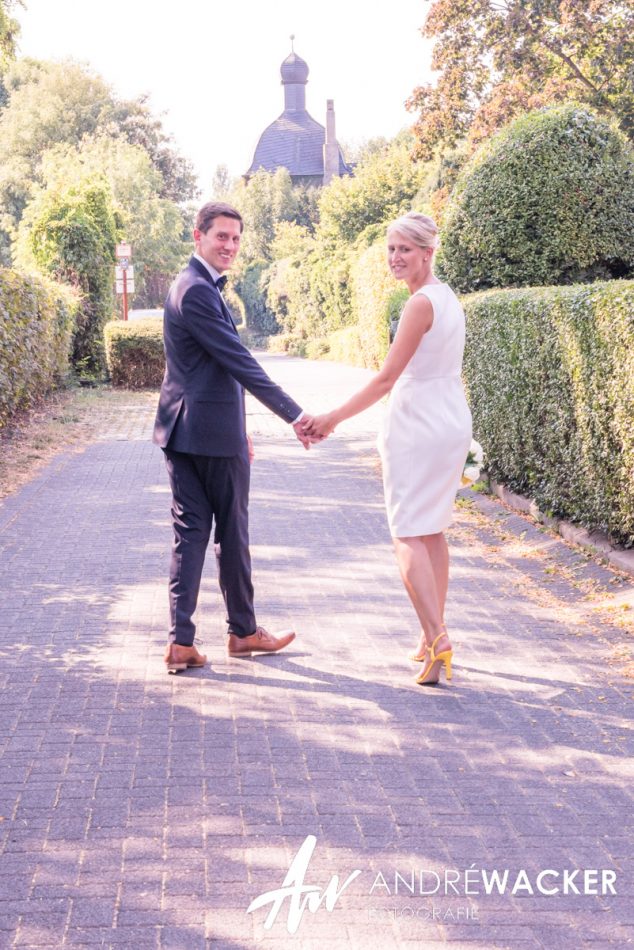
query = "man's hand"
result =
(247, 433, 255, 464)
(293, 413, 329, 449)
(293, 416, 313, 450)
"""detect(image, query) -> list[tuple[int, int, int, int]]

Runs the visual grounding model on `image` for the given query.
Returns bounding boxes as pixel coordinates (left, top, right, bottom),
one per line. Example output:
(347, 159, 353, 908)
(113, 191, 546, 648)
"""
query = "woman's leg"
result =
(393, 533, 451, 657)
(422, 532, 449, 622)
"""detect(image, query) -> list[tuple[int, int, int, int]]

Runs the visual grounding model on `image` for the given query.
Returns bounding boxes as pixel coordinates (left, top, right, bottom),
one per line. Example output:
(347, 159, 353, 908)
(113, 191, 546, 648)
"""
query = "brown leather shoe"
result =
(228, 626, 295, 657)
(164, 643, 208, 674)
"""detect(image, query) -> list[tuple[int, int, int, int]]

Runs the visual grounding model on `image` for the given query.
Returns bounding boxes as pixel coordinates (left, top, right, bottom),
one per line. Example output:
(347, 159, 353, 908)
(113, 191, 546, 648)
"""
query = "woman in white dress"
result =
(306, 212, 472, 685)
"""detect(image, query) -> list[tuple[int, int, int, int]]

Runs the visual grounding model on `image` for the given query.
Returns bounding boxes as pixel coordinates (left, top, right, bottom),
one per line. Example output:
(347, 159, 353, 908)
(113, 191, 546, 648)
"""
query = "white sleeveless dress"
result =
(378, 282, 472, 537)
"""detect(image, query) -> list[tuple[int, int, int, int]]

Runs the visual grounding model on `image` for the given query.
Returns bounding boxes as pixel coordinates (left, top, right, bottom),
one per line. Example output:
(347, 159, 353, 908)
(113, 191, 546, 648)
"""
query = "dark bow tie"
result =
(215, 275, 228, 292)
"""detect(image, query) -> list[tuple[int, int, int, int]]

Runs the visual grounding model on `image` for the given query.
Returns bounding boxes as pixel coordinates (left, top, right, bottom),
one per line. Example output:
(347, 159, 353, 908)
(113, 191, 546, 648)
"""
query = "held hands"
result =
(292, 412, 337, 449)
(304, 412, 337, 441)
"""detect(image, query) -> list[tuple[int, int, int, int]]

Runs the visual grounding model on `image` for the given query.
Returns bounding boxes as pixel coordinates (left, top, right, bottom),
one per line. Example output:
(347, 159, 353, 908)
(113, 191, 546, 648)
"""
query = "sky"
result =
(14, 0, 434, 194)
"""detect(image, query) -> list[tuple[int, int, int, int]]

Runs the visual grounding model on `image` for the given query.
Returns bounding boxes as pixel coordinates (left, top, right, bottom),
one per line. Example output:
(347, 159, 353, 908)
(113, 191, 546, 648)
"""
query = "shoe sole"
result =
(227, 648, 292, 657)
(228, 631, 295, 658)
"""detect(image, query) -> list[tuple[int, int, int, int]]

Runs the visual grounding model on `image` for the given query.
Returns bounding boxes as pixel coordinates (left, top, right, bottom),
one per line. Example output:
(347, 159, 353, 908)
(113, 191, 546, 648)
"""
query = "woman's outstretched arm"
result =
(304, 293, 434, 439)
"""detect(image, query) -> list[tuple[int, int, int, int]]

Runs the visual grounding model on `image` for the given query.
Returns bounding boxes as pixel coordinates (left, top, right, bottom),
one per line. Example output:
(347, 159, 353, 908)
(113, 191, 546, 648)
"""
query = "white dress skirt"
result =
(378, 282, 472, 538)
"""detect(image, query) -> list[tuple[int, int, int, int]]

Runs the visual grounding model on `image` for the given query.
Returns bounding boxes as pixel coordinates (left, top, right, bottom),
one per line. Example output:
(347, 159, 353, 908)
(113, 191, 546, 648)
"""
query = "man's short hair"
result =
(195, 202, 244, 234)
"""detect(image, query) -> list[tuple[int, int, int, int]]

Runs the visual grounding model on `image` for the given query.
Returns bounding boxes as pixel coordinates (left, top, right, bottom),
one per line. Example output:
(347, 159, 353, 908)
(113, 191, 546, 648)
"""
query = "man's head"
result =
(194, 202, 244, 274)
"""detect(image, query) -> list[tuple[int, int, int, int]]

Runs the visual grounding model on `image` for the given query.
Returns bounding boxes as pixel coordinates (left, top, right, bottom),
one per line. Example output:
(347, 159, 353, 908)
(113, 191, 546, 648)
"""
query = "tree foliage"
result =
(34, 137, 190, 304)
(209, 164, 235, 202)
(408, 0, 634, 159)
(16, 176, 118, 369)
(229, 168, 319, 264)
(0, 0, 21, 70)
(438, 104, 634, 292)
(318, 136, 429, 246)
(0, 58, 197, 262)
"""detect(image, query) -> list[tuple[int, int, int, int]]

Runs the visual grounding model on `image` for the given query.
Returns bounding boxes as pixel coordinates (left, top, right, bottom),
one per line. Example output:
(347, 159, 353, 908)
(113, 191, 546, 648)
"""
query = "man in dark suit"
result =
(153, 201, 312, 673)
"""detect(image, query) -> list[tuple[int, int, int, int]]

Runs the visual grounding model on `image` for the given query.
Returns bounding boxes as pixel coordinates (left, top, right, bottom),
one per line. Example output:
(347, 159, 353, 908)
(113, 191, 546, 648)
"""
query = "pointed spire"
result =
(290, 34, 295, 53)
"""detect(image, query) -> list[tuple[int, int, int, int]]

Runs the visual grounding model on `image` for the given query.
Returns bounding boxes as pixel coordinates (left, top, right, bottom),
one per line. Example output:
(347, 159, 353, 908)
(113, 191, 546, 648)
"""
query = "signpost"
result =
(115, 243, 134, 320)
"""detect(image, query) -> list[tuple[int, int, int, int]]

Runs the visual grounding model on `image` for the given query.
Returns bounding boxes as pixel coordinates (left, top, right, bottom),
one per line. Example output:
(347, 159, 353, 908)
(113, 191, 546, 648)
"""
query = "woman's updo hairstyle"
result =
(388, 211, 439, 250)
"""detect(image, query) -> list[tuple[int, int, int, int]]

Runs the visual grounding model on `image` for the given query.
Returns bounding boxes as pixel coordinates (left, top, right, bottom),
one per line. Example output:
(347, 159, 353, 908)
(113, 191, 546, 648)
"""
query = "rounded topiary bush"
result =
(438, 104, 634, 292)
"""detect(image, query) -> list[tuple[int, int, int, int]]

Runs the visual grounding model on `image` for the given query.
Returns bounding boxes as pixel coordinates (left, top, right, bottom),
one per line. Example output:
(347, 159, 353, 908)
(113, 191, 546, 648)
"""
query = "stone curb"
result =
(487, 477, 634, 579)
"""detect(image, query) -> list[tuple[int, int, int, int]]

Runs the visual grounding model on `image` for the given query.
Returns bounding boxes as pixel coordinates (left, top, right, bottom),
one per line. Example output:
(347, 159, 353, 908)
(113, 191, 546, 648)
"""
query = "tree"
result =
(408, 0, 634, 159)
(229, 168, 307, 263)
(16, 176, 118, 370)
(35, 137, 190, 304)
(209, 164, 234, 201)
(0, 0, 21, 70)
(317, 135, 429, 246)
(338, 136, 389, 166)
(0, 59, 197, 261)
(107, 92, 198, 203)
(438, 104, 634, 292)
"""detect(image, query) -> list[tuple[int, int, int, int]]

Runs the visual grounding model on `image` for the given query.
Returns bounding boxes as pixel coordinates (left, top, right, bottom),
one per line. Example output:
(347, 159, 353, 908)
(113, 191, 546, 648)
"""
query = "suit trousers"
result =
(163, 448, 256, 645)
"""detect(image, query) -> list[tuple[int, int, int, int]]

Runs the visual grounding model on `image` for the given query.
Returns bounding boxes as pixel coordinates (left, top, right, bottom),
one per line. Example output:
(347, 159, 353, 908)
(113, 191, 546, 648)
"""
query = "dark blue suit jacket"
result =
(153, 257, 302, 456)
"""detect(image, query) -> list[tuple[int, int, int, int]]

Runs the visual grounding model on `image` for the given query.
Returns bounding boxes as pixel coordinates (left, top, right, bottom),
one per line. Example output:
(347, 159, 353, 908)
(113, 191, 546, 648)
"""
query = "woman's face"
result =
(387, 230, 430, 282)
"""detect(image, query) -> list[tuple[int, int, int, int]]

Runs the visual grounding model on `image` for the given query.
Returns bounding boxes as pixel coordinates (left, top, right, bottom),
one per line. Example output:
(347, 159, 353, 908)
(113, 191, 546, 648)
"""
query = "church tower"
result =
(246, 39, 351, 186)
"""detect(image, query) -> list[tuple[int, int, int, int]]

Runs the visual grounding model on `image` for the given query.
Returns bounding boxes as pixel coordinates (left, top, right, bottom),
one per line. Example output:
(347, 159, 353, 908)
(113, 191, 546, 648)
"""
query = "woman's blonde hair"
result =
(388, 211, 439, 250)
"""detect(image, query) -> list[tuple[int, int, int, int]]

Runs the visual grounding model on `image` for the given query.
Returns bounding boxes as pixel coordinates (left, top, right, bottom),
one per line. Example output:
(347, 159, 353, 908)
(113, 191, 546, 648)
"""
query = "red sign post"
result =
(115, 243, 134, 320)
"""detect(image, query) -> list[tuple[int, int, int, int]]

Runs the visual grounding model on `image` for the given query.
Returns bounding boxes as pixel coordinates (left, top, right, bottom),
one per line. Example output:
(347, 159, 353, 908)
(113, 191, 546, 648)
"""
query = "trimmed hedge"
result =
(104, 319, 164, 388)
(463, 280, 634, 546)
(439, 104, 634, 292)
(0, 267, 78, 429)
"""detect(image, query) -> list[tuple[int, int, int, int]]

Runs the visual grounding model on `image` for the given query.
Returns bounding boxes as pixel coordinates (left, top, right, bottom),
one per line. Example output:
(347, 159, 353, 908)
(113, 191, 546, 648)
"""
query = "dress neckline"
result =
(414, 282, 445, 293)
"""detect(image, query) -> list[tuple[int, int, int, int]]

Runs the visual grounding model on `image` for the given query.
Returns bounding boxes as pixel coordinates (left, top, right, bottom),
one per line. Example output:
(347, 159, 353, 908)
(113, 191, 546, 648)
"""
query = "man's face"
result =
(194, 215, 242, 273)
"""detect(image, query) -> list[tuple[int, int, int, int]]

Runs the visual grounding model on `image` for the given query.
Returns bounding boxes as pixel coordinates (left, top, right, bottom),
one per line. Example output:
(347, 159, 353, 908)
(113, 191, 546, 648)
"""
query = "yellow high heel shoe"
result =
(415, 633, 452, 686)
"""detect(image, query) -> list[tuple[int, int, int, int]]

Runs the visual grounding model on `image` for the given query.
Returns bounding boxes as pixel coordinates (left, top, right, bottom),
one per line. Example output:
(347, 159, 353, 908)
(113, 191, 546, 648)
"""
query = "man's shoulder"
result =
(168, 262, 213, 309)
(177, 258, 210, 288)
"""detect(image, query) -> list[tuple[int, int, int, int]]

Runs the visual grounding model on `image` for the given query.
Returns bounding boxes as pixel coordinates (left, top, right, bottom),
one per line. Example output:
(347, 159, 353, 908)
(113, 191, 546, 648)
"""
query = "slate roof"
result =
(248, 111, 350, 179)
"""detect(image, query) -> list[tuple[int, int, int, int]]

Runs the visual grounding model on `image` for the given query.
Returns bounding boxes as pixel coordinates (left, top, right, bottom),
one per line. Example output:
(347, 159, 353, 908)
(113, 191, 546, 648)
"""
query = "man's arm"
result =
(182, 283, 303, 424)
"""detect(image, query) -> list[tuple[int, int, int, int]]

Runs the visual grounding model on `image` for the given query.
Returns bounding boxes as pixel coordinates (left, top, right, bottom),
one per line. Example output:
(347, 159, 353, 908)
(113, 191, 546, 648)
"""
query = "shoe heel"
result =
(435, 649, 452, 681)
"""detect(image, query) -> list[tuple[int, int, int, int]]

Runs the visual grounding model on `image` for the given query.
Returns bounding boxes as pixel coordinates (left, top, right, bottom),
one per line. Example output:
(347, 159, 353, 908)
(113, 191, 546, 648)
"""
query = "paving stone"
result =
(0, 355, 631, 947)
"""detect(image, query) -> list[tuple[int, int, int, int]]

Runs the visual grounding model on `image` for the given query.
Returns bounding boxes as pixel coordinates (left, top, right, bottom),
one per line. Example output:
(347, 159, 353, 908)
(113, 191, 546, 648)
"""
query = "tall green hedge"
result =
(265, 237, 409, 366)
(0, 267, 78, 429)
(350, 242, 408, 368)
(463, 280, 634, 546)
(15, 176, 118, 371)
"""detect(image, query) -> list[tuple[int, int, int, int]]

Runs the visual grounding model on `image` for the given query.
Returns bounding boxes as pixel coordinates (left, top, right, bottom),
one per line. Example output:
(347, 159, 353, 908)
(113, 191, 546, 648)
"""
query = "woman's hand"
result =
(304, 411, 338, 440)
